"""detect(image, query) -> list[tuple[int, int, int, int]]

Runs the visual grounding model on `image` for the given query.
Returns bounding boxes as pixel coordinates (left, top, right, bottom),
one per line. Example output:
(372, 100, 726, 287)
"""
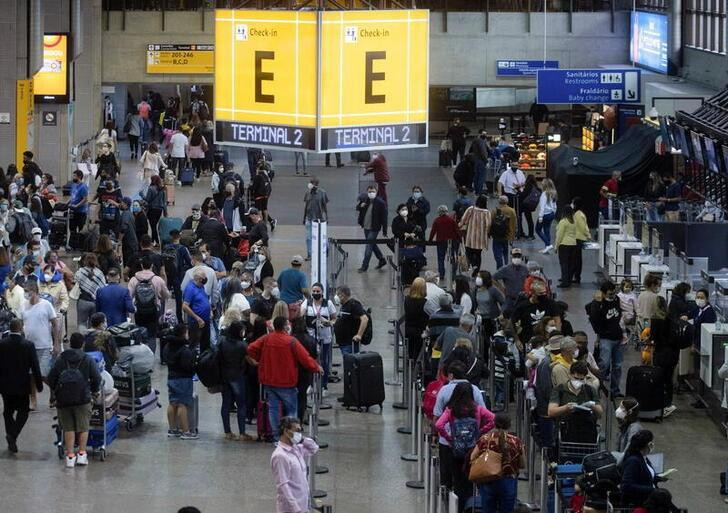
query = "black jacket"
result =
(620, 454, 657, 506)
(0, 334, 43, 395)
(356, 195, 388, 234)
(668, 294, 696, 322)
(164, 337, 196, 379)
(47, 348, 101, 400)
(406, 196, 431, 233)
(453, 160, 474, 189)
(196, 217, 228, 259)
(391, 215, 421, 241)
(588, 297, 623, 340)
(219, 333, 248, 383)
(247, 220, 269, 247)
(404, 296, 429, 333)
(253, 260, 274, 289)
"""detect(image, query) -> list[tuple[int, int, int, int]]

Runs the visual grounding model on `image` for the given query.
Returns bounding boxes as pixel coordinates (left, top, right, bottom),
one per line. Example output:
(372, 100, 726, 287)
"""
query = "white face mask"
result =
(367, 192, 376, 200)
(258, 254, 267, 263)
(333, 294, 341, 306)
(291, 432, 303, 444)
(192, 211, 201, 220)
(615, 406, 627, 420)
(201, 252, 209, 261)
(241, 281, 251, 289)
(696, 298, 707, 308)
(546, 326, 557, 334)
(475, 277, 483, 287)
(400, 209, 408, 217)
(570, 379, 584, 390)
(271, 286, 280, 298)
(529, 270, 539, 276)
(512, 258, 522, 265)
(44, 273, 53, 282)
(308, 183, 314, 190)
(573, 349, 580, 359)
(32, 234, 41, 242)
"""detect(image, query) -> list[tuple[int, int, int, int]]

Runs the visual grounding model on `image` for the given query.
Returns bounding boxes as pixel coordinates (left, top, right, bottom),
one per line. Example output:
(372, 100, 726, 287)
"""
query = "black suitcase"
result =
(625, 365, 665, 420)
(343, 351, 385, 411)
(49, 220, 67, 249)
(68, 231, 87, 251)
(439, 150, 452, 167)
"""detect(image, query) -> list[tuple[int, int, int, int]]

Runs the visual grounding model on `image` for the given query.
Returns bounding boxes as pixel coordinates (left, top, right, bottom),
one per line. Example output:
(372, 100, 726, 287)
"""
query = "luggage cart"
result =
(114, 371, 160, 431)
(53, 410, 119, 462)
(49, 203, 71, 250)
(556, 423, 602, 464)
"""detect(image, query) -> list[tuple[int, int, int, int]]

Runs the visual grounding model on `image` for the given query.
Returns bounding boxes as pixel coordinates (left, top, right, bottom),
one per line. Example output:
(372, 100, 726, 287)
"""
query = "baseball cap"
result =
(511, 248, 522, 257)
(31, 227, 42, 235)
(246, 207, 260, 216)
(191, 203, 201, 211)
(291, 255, 304, 265)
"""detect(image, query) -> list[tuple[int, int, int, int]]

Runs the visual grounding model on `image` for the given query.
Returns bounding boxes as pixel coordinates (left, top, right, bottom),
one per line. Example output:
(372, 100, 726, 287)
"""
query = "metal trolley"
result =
(114, 370, 161, 431)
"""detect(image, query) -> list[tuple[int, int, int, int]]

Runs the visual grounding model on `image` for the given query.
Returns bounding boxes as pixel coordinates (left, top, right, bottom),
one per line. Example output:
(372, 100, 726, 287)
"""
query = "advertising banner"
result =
(16, 79, 35, 165)
(630, 11, 668, 74)
(34, 34, 69, 103)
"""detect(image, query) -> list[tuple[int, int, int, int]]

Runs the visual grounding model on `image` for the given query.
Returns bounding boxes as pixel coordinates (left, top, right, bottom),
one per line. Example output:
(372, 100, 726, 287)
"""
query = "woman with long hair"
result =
(404, 277, 429, 361)
(220, 277, 251, 329)
(253, 246, 274, 289)
(144, 174, 167, 245)
(555, 205, 577, 289)
(571, 196, 591, 284)
(472, 412, 524, 513)
(218, 320, 253, 441)
(301, 282, 337, 395)
(536, 178, 558, 253)
(616, 397, 644, 453)
(620, 429, 658, 506)
(74, 253, 107, 330)
(453, 274, 473, 315)
(187, 126, 209, 179)
(139, 141, 166, 180)
(94, 234, 119, 276)
(459, 194, 491, 277)
(435, 381, 495, 511)
(0, 246, 11, 292)
(475, 270, 505, 350)
(518, 174, 538, 240)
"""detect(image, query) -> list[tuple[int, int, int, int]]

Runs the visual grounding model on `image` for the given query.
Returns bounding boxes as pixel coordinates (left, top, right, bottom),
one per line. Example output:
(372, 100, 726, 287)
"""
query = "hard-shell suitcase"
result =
(257, 385, 272, 441)
(342, 351, 385, 411)
(118, 389, 159, 416)
(180, 166, 195, 186)
(439, 149, 452, 167)
(158, 216, 183, 247)
(625, 365, 665, 420)
(166, 184, 175, 206)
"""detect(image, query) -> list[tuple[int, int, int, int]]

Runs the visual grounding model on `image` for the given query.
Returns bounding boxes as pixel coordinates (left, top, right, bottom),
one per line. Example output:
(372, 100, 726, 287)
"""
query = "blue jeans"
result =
(479, 476, 518, 513)
(473, 159, 487, 195)
(436, 240, 459, 281)
(320, 342, 332, 389)
(221, 376, 247, 435)
(361, 229, 384, 269)
(598, 338, 625, 394)
(264, 386, 298, 441)
(492, 239, 509, 269)
(339, 343, 359, 356)
(535, 212, 555, 247)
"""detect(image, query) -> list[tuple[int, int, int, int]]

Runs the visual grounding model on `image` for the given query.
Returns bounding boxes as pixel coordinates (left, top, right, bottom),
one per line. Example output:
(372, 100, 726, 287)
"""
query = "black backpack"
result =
(672, 318, 695, 349)
(8, 212, 34, 244)
(490, 208, 508, 240)
(55, 358, 89, 407)
(162, 245, 179, 282)
(134, 278, 158, 316)
(196, 344, 222, 387)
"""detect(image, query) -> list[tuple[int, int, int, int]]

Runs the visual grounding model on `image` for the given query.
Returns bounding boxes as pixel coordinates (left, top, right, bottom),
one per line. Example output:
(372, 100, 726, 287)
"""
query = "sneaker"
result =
(237, 433, 254, 442)
(167, 429, 181, 438)
(322, 388, 329, 398)
(6, 435, 17, 454)
(375, 259, 388, 270)
(225, 432, 236, 441)
(65, 454, 76, 468)
(181, 431, 199, 440)
(76, 452, 88, 466)
(663, 405, 677, 417)
(540, 245, 553, 254)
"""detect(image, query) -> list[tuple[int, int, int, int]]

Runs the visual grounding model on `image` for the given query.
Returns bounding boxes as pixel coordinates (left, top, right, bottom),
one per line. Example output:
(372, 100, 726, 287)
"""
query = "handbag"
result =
(468, 434, 503, 483)
(69, 282, 80, 301)
(237, 238, 250, 258)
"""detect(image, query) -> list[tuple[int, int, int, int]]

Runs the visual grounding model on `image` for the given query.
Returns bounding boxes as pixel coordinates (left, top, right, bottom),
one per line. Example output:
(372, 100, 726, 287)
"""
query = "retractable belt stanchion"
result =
(604, 389, 615, 452)
(406, 415, 427, 489)
(540, 447, 549, 511)
(386, 318, 403, 387)
(528, 422, 538, 508)
(487, 344, 495, 410)
(401, 377, 421, 461)
(308, 408, 327, 500)
(515, 379, 525, 439)
(390, 238, 400, 290)
(394, 343, 412, 416)
(429, 453, 440, 513)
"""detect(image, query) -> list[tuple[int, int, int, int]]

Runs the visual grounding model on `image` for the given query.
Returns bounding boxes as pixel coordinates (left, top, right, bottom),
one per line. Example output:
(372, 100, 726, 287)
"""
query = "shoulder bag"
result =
(468, 433, 503, 483)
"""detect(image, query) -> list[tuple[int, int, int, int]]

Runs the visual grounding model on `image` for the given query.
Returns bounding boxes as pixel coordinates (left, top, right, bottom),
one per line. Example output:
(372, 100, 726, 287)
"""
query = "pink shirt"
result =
(127, 270, 170, 308)
(271, 438, 319, 513)
(435, 405, 495, 443)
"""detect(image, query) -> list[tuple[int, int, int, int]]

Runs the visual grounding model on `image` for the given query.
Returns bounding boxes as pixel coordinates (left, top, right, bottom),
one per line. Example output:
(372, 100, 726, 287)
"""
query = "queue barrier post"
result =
(386, 318, 403, 387)
(515, 380, 525, 440)
(395, 350, 413, 420)
(406, 417, 427, 489)
(604, 389, 615, 452)
(487, 343, 495, 410)
(528, 421, 538, 507)
(428, 453, 440, 513)
(401, 377, 421, 462)
(539, 447, 549, 511)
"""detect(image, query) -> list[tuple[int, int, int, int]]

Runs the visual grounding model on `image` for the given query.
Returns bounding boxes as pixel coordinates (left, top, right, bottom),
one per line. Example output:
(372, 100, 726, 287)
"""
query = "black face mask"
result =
(200, 277, 208, 285)
(312, 293, 323, 300)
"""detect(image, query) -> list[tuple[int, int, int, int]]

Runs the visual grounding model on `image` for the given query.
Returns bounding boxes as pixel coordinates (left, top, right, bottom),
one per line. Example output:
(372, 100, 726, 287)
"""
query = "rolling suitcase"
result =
(342, 351, 385, 411)
(49, 219, 67, 249)
(158, 216, 183, 247)
(166, 184, 175, 206)
(625, 365, 666, 420)
(256, 386, 272, 442)
(180, 166, 195, 186)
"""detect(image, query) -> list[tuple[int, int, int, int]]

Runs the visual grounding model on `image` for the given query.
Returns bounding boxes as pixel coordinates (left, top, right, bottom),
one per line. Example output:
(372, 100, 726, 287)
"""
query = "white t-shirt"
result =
(170, 132, 189, 158)
(498, 169, 526, 195)
(219, 293, 251, 328)
(301, 299, 337, 343)
(22, 299, 57, 349)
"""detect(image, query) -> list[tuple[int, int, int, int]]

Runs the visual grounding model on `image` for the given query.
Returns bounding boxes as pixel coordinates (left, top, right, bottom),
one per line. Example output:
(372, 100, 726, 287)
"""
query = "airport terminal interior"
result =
(0, 1, 727, 512)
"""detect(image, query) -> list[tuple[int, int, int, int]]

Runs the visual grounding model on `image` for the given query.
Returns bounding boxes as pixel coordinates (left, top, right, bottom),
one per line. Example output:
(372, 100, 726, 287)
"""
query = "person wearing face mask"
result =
(195, 206, 228, 261)
(493, 248, 529, 314)
(471, 129, 489, 195)
(474, 270, 505, 344)
(182, 269, 212, 353)
(240, 272, 258, 306)
(131, 200, 149, 243)
(144, 175, 167, 246)
(547, 360, 602, 421)
(39, 263, 69, 342)
(181, 204, 206, 233)
(364, 151, 390, 203)
(117, 197, 140, 272)
(572, 331, 600, 379)
(181, 250, 220, 315)
(616, 397, 643, 453)
(250, 277, 279, 338)
(332, 286, 368, 356)
(21, 151, 42, 188)
(355, 185, 388, 273)
(620, 430, 663, 507)
(270, 416, 320, 513)
(301, 282, 337, 395)
(303, 177, 329, 261)
(391, 202, 421, 242)
(599, 170, 621, 221)
(459, 194, 491, 277)
(29, 227, 49, 261)
(68, 170, 89, 234)
(95, 143, 119, 180)
(658, 174, 683, 222)
(221, 182, 244, 237)
(489, 196, 517, 270)
(0, 201, 11, 247)
(251, 246, 274, 289)
(588, 281, 625, 397)
(95, 267, 135, 327)
(198, 242, 227, 280)
(251, 164, 277, 232)
(406, 185, 431, 234)
(428, 205, 460, 281)
(693, 288, 716, 346)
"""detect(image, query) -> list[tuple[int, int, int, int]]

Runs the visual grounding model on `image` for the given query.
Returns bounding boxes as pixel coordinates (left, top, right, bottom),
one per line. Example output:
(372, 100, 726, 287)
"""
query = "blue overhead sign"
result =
(496, 60, 559, 77)
(536, 69, 641, 104)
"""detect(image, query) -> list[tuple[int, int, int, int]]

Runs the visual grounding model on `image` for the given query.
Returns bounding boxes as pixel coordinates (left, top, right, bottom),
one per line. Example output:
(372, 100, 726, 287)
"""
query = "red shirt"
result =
(247, 331, 319, 388)
(599, 178, 618, 208)
(429, 214, 460, 242)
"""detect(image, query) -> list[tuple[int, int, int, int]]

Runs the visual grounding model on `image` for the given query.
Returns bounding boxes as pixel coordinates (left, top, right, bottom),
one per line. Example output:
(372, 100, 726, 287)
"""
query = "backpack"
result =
(422, 378, 446, 420)
(8, 212, 34, 244)
(134, 278, 158, 316)
(196, 345, 223, 387)
(490, 208, 508, 240)
(162, 245, 179, 282)
(450, 416, 480, 458)
(672, 318, 695, 349)
(522, 187, 541, 212)
(361, 308, 373, 346)
(55, 358, 90, 407)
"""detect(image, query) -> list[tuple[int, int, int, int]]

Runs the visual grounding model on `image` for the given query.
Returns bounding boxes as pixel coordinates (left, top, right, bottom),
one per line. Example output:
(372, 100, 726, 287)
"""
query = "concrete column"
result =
(0, 1, 22, 166)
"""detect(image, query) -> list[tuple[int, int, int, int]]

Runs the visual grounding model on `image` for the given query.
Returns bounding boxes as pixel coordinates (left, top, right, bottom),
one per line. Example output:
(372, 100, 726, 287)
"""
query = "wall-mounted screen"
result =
(703, 136, 719, 173)
(34, 33, 70, 103)
(630, 11, 669, 74)
(690, 130, 704, 166)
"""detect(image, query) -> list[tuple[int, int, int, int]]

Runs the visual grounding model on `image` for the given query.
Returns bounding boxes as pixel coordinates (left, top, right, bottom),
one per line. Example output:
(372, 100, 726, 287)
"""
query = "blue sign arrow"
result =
(496, 60, 559, 77)
(537, 69, 641, 104)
